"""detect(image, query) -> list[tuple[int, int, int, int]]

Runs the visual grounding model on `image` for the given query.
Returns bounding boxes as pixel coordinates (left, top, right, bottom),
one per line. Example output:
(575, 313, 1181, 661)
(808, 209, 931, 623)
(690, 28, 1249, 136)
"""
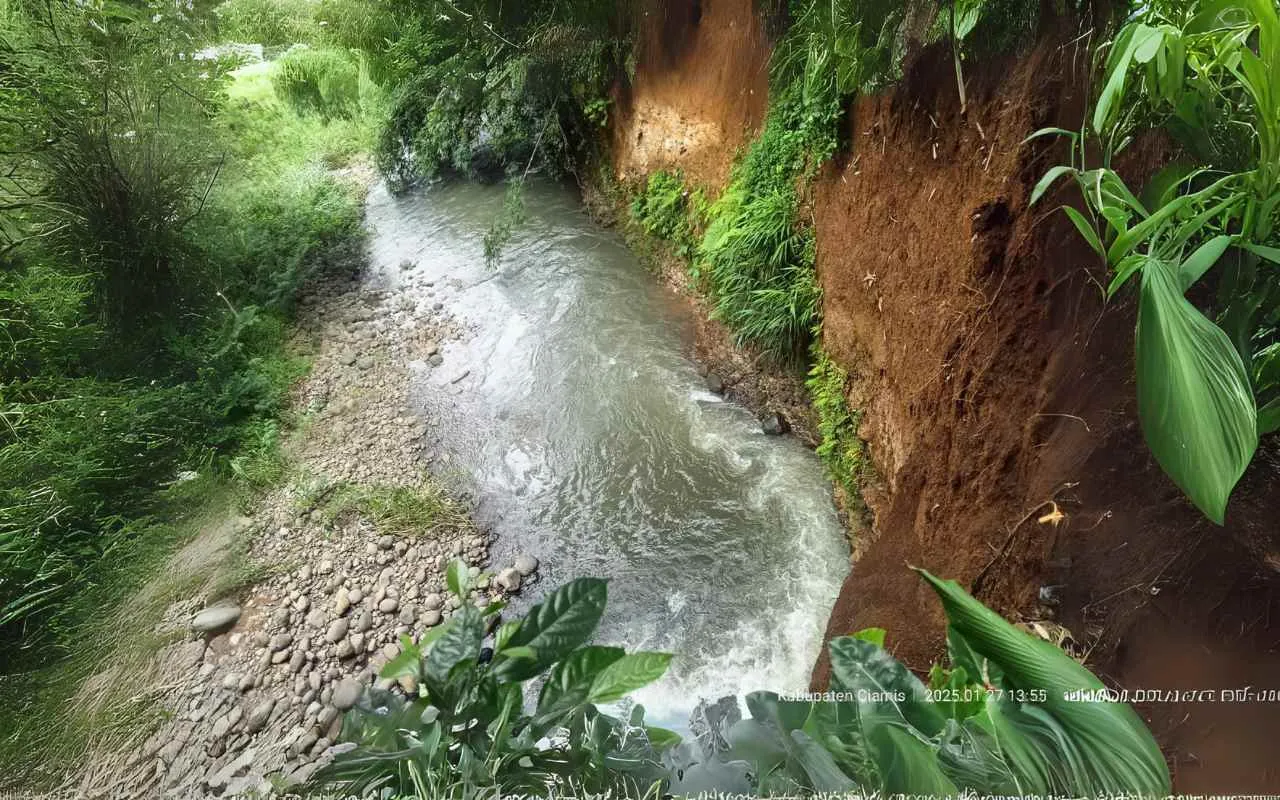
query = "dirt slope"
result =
(613, 1, 1280, 791)
(611, 0, 771, 190)
(809, 34, 1280, 792)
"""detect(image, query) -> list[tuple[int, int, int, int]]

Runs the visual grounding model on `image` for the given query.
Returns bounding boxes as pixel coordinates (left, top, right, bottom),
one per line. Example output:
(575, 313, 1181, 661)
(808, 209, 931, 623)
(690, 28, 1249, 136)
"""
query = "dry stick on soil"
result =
(971, 481, 1079, 596)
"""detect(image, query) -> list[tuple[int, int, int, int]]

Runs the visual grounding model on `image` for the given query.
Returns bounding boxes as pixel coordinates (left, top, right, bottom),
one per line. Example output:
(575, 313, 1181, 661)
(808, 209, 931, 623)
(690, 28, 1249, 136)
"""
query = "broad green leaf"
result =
(1137, 259, 1257, 523)
(446, 557, 469, 599)
(1178, 234, 1232, 290)
(1021, 127, 1079, 144)
(828, 636, 946, 737)
(869, 722, 959, 795)
(788, 729, 859, 792)
(1107, 254, 1149, 299)
(424, 603, 483, 691)
(535, 645, 624, 731)
(589, 651, 672, 703)
(500, 645, 536, 660)
(494, 619, 520, 651)
(492, 577, 607, 682)
(645, 725, 682, 750)
(1094, 24, 1148, 133)
(1242, 241, 1280, 264)
(1030, 165, 1074, 206)
(918, 570, 1171, 795)
(1260, 398, 1280, 435)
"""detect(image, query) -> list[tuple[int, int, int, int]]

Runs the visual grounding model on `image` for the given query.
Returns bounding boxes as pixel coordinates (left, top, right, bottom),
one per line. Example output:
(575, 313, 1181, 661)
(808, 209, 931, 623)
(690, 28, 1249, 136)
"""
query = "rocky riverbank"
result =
(66, 250, 537, 798)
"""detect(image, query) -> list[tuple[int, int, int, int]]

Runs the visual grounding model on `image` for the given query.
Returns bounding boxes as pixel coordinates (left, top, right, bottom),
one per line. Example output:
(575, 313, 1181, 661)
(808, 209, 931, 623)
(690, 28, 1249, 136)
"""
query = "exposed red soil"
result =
(615, 0, 1280, 791)
(809, 25, 1280, 793)
(611, 0, 771, 191)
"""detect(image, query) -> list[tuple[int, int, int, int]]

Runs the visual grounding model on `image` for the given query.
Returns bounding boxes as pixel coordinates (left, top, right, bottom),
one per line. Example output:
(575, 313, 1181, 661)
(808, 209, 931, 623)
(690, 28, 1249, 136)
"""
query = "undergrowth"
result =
(806, 348, 865, 501)
(628, 170, 705, 260)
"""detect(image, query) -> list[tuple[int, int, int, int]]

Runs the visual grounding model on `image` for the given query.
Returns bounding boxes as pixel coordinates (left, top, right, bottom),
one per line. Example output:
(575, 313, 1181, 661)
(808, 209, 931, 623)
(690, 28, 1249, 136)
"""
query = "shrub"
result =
(271, 46, 361, 121)
(629, 170, 703, 259)
(316, 565, 1170, 797)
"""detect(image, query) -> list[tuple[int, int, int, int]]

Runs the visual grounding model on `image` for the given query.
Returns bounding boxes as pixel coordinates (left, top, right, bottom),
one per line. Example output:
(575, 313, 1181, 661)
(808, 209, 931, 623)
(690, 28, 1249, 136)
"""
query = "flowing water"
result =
(364, 180, 850, 727)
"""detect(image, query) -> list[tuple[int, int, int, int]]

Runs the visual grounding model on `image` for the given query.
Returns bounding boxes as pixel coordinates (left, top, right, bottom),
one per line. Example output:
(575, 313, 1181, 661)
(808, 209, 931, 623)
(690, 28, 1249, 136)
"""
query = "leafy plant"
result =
(318, 566, 1168, 798)
(310, 560, 677, 798)
(806, 346, 864, 499)
(629, 170, 702, 259)
(670, 570, 1170, 797)
(1033, 0, 1280, 523)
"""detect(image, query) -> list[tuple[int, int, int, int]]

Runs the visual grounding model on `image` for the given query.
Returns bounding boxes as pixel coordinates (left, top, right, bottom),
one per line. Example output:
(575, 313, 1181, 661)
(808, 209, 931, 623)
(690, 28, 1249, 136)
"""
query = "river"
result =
(363, 179, 849, 727)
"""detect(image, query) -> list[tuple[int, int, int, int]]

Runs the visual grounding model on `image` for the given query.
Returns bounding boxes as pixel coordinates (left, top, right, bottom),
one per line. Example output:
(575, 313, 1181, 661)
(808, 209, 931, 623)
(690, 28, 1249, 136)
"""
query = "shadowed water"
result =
(363, 179, 849, 727)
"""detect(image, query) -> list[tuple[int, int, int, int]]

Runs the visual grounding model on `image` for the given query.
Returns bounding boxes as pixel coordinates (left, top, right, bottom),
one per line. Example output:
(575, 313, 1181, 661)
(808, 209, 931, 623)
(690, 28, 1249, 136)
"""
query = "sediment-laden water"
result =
(364, 180, 849, 727)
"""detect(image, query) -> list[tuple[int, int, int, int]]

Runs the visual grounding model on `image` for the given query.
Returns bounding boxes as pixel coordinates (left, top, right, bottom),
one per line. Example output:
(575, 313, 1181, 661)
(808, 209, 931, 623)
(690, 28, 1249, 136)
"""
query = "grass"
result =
(298, 476, 471, 538)
(0, 478, 252, 785)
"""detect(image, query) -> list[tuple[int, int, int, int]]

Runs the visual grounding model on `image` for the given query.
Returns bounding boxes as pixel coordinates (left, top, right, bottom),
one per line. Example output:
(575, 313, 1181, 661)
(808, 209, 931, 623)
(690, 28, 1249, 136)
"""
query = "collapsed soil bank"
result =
(608, 0, 1280, 790)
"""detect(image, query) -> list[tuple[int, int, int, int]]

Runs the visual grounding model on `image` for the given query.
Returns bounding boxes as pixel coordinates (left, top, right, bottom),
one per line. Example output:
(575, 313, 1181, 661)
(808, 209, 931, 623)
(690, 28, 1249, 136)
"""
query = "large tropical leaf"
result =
(1136, 258, 1257, 523)
(828, 636, 946, 737)
(492, 577, 608, 682)
(919, 570, 1171, 795)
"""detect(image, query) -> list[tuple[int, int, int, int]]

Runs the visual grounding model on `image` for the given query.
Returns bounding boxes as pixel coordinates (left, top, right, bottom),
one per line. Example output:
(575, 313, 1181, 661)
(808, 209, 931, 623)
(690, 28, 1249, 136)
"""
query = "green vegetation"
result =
(318, 564, 1169, 797)
(216, 0, 317, 45)
(1035, 0, 1280, 523)
(806, 349, 864, 501)
(0, 0, 372, 682)
(628, 170, 704, 259)
(271, 46, 363, 121)
(350, 0, 632, 188)
(302, 478, 471, 537)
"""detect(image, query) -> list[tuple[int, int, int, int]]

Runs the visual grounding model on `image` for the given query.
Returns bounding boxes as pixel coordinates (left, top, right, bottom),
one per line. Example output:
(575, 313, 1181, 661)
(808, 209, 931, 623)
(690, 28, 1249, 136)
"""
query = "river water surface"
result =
(364, 180, 849, 726)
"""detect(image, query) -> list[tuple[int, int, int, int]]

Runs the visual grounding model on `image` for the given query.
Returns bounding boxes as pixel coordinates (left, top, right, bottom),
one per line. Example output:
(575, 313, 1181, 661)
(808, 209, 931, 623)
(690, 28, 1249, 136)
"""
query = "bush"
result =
(315, 564, 1170, 798)
(0, 1, 372, 657)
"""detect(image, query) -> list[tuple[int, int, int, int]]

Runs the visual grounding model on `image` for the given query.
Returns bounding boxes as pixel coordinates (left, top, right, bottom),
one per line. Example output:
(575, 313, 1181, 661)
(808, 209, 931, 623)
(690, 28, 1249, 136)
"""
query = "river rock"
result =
(325, 618, 349, 644)
(496, 567, 521, 592)
(191, 604, 241, 634)
(705, 372, 726, 394)
(761, 413, 790, 436)
(378, 598, 398, 614)
(397, 604, 416, 625)
(332, 678, 362, 711)
(513, 554, 539, 576)
(423, 592, 444, 611)
(245, 699, 275, 733)
(421, 609, 442, 627)
(269, 632, 293, 652)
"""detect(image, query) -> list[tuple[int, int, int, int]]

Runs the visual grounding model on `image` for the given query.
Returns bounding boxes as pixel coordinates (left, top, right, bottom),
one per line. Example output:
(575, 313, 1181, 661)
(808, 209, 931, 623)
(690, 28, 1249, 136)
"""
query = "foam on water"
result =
(364, 179, 850, 730)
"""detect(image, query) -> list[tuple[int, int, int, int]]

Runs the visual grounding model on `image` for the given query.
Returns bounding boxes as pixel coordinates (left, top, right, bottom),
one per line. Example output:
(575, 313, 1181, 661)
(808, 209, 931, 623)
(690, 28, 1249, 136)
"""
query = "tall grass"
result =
(271, 46, 362, 121)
